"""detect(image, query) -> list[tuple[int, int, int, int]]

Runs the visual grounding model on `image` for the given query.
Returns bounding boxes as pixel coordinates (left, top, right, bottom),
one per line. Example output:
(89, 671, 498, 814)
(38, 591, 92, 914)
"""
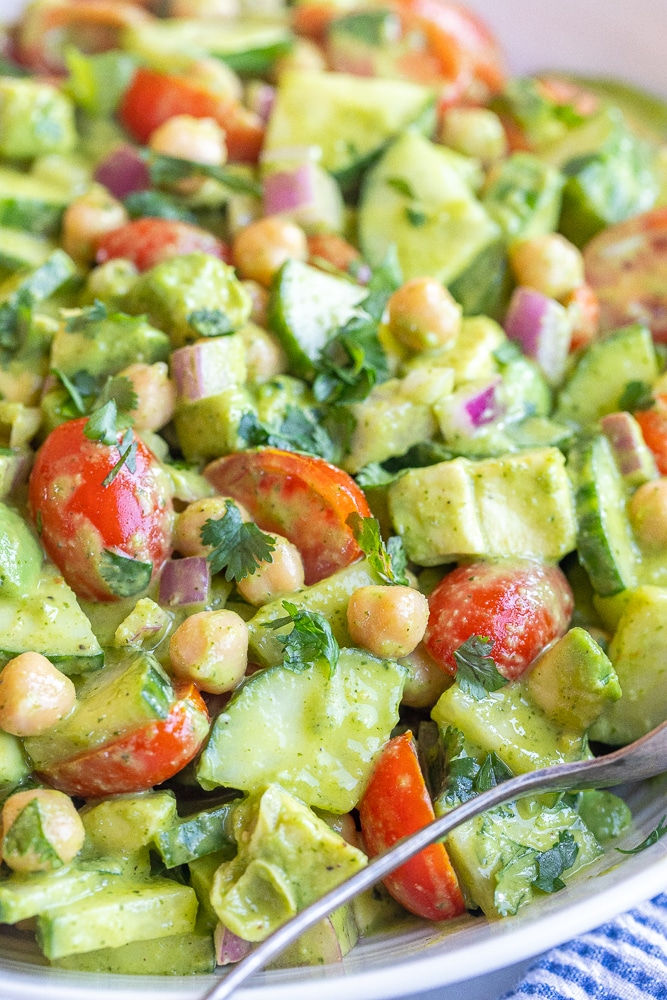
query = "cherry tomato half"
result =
(28, 416, 174, 602)
(40, 683, 210, 798)
(96, 218, 231, 272)
(424, 560, 573, 680)
(359, 731, 465, 921)
(204, 448, 371, 585)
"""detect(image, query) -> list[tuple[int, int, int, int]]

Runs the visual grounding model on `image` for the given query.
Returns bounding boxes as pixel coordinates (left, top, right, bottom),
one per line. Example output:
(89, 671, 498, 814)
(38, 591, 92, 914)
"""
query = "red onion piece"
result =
(504, 286, 572, 386)
(438, 376, 505, 437)
(171, 340, 242, 403)
(159, 557, 210, 607)
(263, 162, 317, 217)
(214, 923, 252, 966)
(0, 449, 32, 500)
(94, 144, 150, 199)
(600, 411, 658, 485)
(247, 83, 276, 124)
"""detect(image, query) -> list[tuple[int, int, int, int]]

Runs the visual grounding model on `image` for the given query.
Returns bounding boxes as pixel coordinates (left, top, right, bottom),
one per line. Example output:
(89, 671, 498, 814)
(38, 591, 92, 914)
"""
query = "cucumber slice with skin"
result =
(568, 434, 639, 596)
(0, 168, 71, 235)
(51, 920, 215, 975)
(268, 259, 366, 379)
(0, 860, 124, 924)
(155, 801, 237, 868)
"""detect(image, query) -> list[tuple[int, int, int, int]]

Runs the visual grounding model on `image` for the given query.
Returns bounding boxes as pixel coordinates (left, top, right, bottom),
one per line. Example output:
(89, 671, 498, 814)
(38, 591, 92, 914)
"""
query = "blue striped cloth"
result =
(499, 893, 667, 999)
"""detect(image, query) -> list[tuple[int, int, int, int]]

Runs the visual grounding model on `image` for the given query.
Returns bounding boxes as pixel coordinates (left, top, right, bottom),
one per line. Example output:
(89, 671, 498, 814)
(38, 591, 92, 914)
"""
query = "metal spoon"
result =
(201, 718, 667, 1000)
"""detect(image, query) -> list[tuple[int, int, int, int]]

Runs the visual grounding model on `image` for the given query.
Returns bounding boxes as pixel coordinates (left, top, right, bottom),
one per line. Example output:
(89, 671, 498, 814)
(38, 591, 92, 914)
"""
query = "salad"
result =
(0, 0, 666, 979)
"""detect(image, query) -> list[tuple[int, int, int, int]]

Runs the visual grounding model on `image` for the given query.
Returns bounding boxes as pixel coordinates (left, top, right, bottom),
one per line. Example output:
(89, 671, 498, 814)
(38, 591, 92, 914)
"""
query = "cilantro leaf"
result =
(405, 207, 428, 227)
(532, 830, 579, 893)
(95, 375, 138, 416)
(386, 176, 416, 198)
(187, 308, 234, 338)
(147, 152, 262, 197)
(346, 513, 409, 585)
(263, 600, 340, 677)
(453, 636, 508, 701)
(99, 550, 153, 597)
(0, 287, 34, 363)
(617, 815, 667, 855)
(238, 406, 336, 461)
(51, 367, 89, 416)
(436, 725, 513, 807)
(200, 501, 276, 582)
(64, 299, 108, 333)
(354, 463, 399, 488)
(102, 428, 138, 487)
(618, 379, 655, 412)
(124, 189, 197, 224)
(83, 399, 118, 445)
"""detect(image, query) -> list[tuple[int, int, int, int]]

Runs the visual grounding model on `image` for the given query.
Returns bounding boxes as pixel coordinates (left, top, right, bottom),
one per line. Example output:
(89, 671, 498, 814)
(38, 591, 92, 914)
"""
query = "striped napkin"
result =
(500, 893, 667, 999)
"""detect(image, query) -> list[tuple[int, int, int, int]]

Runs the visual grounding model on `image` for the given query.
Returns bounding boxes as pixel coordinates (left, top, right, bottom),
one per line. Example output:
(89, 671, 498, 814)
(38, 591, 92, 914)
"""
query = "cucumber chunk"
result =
(51, 920, 215, 974)
(0, 861, 123, 924)
(0, 169, 72, 235)
(0, 226, 55, 273)
(155, 801, 237, 868)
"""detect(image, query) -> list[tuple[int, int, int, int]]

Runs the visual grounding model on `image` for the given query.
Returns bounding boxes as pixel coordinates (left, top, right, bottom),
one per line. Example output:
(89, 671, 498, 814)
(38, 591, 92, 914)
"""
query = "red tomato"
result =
(424, 560, 573, 680)
(96, 218, 231, 272)
(119, 67, 265, 163)
(565, 282, 601, 353)
(359, 731, 465, 921)
(28, 417, 174, 602)
(584, 208, 667, 342)
(204, 448, 371, 585)
(40, 683, 210, 798)
(635, 406, 667, 474)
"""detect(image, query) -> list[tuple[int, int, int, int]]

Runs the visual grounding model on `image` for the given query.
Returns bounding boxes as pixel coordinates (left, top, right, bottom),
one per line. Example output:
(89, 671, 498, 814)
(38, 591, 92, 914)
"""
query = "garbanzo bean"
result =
(387, 278, 462, 353)
(232, 217, 308, 287)
(0, 652, 76, 737)
(347, 585, 430, 659)
(169, 609, 249, 694)
(174, 497, 251, 557)
(119, 361, 176, 432)
(236, 533, 305, 606)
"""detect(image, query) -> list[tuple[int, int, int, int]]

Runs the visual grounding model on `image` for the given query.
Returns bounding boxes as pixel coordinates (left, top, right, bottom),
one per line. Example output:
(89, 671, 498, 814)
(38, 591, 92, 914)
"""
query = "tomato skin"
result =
(96, 218, 231, 272)
(204, 448, 371, 585)
(119, 68, 264, 163)
(584, 208, 667, 343)
(635, 406, 667, 474)
(424, 560, 573, 680)
(39, 684, 210, 798)
(28, 417, 174, 602)
(359, 732, 465, 921)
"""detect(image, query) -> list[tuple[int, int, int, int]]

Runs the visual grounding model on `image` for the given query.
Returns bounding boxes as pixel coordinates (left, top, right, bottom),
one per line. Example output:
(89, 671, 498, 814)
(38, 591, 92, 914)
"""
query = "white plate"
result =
(3, 1, 667, 998)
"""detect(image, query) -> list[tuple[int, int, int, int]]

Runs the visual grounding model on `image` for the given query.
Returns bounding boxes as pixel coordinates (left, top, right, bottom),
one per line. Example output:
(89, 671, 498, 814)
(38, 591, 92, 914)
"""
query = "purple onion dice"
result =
(262, 161, 318, 217)
(94, 144, 150, 199)
(504, 286, 572, 386)
(600, 411, 658, 486)
(214, 923, 253, 966)
(159, 557, 211, 607)
(171, 339, 243, 403)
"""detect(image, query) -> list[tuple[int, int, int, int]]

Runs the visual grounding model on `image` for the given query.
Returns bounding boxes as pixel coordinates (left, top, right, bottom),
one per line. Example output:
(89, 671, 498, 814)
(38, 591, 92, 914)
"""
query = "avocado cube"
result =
(0, 79, 77, 160)
(483, 152, 564, 240)
(173, 385, 253, 463)
(50, 312, 170, 381)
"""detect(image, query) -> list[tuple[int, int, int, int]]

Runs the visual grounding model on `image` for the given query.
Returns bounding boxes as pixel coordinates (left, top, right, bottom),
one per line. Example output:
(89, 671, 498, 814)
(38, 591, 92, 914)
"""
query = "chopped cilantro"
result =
(124, 189, 197, 224)
(99, 550, 153, 597)
(617, 815, 667, 855)
(187, 308, 234, 338)
(531, 830, 579, 892)
(453, 636, 508, 701)
(618, 379, 655, 412)
(347, 513, 409, 585)
(95, 375, 138, 416)
(405, 206, 428, 227)
(386, 176, 416, 198)
(238, 406, 335, 461)
(102, 428, 138, 487)
(83, 399, 119, 446)
(0, 287, 34, 363)
(147, 151, 262, 197)
(264, 601, 340, 677)
(64, 299, 108, 333)
(354, 463, 399, 488)
(200, 500, 276, 582)
(438, 726, 512, 806)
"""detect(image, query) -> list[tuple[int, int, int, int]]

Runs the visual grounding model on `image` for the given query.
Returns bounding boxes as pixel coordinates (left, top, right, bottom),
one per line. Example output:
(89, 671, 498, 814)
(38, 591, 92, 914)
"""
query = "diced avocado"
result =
(36, 876, 198, 959)
(483, 152, 564, 241)
(0, 563, 103, 674)
(556, 324, 659, 427)
(407, 315, 506, 385)
(358, 130, 500, 286)
(432, 682, 586, 774)
(525, 627, 621, 731)
(113, 597, 173, 652)
(210, 785, 366, 941)
(388, 447, 576, 566)
(81, 792, 178, 855)
(0, 166, 72, 235)
(0, 729, 30, 796)
(590, 586, 667, 744)
(247, 558, 383, 667)
(0, 501, 42, 597)
(197, 650, 406, 812)
(188, 850, 228, 928)
(0, 79, 76, 160)
(0, 860, 124, 924)
(543, 107, 657, 247)
(174, 385, 254, 463)
(123, 17, 293, 76)
(268, 259, 366, 379)
(154, 801, 237, 868)
(351, 882, 408, 937)
(52, 918, 216, 975)
(50, 311, 170, 382)
(126, 253, 252, 349)
(254, 374, 312, 425)
(0, 226, 55, 274)
(445, 797, 601, 917)
(568, 434, 639, 597)
(264, 70, 436, 191)
(24, 649, 175, 771)
(576, 789, 632, 844)
(0, 249, 76, 309)
(171, 334, 247, 403)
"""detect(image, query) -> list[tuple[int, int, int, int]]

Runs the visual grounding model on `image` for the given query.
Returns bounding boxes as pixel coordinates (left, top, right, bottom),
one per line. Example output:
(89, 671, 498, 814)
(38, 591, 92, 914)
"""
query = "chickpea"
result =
(2, 789, 85, 873)
(387, 278, 462, 353)
(439, 107, 507, 166)
(347, 585, 430, 659)
(84, 258, 138, 308)
(169, 609, 248, 693)
(232, 217, 308, 287)
(241, 280, 270, 327)
(509, 234, 585, 302)
(119, 361, 176, 432)
(61, 184, 128, 264)
(0, 652, 76, 737)
(629, 479, 667, 550)
(238, 322, 287, 383)
(399, 643, 452, 709)
(236, 533, 304, 606)
(175, 496, 251, 557)
(149, 115, 227, 195)
(170, 0, 240, 22)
